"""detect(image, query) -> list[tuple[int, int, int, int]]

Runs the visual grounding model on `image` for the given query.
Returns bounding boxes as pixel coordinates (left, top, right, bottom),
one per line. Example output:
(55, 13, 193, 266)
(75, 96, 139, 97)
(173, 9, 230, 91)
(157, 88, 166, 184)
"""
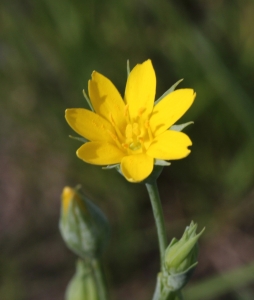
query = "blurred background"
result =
(1, 0, 254, 299)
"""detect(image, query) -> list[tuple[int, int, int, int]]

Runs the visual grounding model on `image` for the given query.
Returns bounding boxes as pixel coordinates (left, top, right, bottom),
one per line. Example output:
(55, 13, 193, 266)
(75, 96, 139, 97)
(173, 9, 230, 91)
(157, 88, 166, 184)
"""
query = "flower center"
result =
(109, 105, 154, 154)
(125, 122, 143, 151)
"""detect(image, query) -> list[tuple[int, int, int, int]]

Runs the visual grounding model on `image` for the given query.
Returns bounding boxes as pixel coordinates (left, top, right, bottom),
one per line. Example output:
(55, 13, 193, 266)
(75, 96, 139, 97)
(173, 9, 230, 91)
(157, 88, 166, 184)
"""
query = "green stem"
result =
(91, 258, 109, 300)
(147, 182, 185, 300)
(177, 291, 184, 300)
(145, 182, 168, 270)
(152, 275, 179, 300)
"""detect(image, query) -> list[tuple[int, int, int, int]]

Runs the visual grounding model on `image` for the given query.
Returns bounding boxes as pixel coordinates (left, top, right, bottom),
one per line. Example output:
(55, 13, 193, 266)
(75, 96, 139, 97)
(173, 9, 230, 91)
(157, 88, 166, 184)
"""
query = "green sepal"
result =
(155, 159, 171, 166)
(157, 222, 205, 296)
(142, 165, 164, 184)
(167, 237, 178, 249)
(127, 60, 130, 77)
(69, 135, 88, 143)
(163, 262, 198, 292)
(170, 122, 194, 132)
(165, 223, 204, 273)
(102, 164, 120, 170)
(153, 272, 184, 300)
(155, 79, 183, 105)
(82, 89, 94, 112)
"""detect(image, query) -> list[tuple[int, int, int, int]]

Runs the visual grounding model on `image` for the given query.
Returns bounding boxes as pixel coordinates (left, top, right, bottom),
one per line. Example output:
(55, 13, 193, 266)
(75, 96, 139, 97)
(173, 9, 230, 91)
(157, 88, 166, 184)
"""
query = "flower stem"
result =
(145, 181, 168, 270)
(176, 291, 184, 300)
(146, 182, 186, 300)
(91, 258, 109, 300)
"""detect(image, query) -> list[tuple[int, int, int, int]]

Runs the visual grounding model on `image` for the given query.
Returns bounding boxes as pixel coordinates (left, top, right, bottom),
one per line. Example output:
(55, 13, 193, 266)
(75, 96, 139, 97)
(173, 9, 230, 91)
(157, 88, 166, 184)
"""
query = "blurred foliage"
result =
(1, 0, 254, 299)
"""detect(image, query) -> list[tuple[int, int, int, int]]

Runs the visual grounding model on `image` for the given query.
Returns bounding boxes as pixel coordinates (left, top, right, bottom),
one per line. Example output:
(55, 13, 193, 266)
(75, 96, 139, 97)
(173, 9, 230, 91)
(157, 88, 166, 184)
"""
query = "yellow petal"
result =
(120, 154, 153, 182)
(150, 89, 196, 136)
(146, 130, 192, 160)
(77, 142, 125, 165)
(125, 60, 156, 120)
(89, 72, 126, 130)
(65, 108, 114, 142)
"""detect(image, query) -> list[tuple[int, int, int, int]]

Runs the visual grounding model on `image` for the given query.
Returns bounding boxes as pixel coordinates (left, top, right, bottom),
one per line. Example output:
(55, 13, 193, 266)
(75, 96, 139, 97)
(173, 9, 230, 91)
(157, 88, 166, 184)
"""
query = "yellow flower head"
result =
(65, 60, 196, 182)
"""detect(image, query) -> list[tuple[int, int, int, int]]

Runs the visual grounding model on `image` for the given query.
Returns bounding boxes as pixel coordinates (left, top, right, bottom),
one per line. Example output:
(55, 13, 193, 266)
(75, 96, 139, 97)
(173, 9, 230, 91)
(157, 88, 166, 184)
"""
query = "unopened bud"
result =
(162, 221, 205, 291)
(59, 186, 110, 259)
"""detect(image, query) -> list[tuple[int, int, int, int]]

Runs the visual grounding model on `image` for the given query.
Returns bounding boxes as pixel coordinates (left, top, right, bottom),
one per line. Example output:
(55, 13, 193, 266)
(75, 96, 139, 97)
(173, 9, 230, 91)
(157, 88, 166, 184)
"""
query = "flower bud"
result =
(59, 186, 110, 259)
(65, 259, 98, 300)
(162, 221, 205, 291)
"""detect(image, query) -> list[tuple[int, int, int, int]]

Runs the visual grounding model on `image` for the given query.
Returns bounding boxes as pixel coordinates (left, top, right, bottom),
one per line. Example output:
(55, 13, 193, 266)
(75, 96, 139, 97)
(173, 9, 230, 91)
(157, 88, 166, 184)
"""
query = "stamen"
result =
(138, 107, 146, 116)
(109, 113, 115, 126)
(124, 104, 129, 116)
(132, 123, 140, 136)
(122, 108, 153, 153)
(141, 143, 147, 152)
(107, 130, 122, 149)
(124, 104, 131, 123)
(145, 120, 154, 141)
(125, 124, 133, 139)
(122, 143, 129, 149)
(109, 113, 125, 141)
(144, 121, 149, 129)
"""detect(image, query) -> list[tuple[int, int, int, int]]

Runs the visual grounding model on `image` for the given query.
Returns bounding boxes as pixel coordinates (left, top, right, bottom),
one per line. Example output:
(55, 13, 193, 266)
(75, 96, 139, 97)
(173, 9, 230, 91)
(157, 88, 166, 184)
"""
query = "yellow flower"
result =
(65, 60, 196, 182)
